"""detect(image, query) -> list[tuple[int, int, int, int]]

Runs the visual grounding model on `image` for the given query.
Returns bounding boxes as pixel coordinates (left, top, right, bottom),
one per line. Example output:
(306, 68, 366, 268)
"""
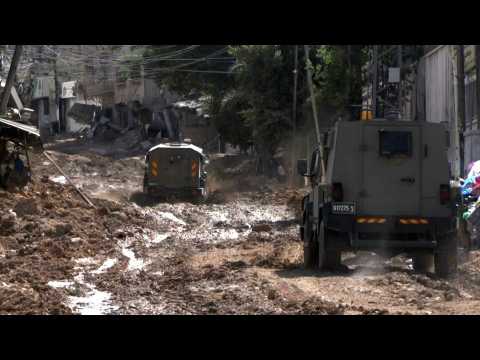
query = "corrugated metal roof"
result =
(0, 117, 40, 137)
(0, 117, 42, 148)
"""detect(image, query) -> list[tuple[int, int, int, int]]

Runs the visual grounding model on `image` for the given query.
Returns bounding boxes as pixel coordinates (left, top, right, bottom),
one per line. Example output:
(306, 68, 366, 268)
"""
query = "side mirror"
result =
(297, 159, 308, 177)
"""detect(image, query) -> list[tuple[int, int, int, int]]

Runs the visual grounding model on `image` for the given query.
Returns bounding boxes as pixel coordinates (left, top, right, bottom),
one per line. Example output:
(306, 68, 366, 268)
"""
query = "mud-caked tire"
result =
(302, 202, 318, 269)
(435, 234, 458, 278)
(318, 222, 343, 271)
(412, 253, 434, 274)
(304, 234, 319, 270)
(324, 250, 342, 270)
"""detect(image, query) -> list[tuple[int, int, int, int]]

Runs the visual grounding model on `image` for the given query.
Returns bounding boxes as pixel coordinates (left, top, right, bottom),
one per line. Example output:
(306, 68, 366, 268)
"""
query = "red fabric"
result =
(472, 181, 480, 196)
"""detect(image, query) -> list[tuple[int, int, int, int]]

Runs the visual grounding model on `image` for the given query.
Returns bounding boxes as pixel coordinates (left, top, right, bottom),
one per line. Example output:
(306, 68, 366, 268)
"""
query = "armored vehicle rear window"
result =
(379, 131, 412, 157)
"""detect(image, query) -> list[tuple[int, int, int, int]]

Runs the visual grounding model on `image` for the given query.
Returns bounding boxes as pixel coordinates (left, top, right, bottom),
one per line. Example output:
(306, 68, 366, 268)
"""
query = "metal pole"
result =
(372, 45, 378, 118)
(291, 45, 299, 186)
(304, 45, 326, 182)
(476, 45, 480, 127)
(457, 45, 466, 179)
(398, 45, 403, 117)
(346, 45, 352, 117)
(304, 45, 321, 145)
(456, 45, 469, 253)
(293, 45, 299, 133)
(43, 151, 97, 209)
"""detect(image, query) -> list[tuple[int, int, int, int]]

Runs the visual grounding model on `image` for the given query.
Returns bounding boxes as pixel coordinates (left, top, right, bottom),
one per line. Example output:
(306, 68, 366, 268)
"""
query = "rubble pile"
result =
(5, 137, 480, 315)
(0, 177, 150, 314)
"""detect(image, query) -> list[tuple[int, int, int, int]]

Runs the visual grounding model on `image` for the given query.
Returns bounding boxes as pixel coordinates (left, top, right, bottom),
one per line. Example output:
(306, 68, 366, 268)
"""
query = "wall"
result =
(424, 45, 459, 176)
(114, 79, 144, 105)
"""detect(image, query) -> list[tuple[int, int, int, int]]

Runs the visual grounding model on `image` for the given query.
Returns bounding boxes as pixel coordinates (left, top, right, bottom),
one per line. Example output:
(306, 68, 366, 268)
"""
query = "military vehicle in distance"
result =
(298, 119, 457, 278)
(144, 141, 208, 201)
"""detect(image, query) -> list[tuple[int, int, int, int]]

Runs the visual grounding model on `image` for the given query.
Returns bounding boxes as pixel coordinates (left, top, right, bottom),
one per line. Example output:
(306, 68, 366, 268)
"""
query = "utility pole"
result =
(398, 45, 403, 116)
(456, 45, 469, 253)
(345, 45, 352, 119)
(456, 45, 466, 178)
(372, 45, 378, 118)
(293, 45, 299, 136)
(304, 45, 325, 182)
(291, 45, 299, 186)
(476, 45, 480, 128)
(0, 45, 23, 114)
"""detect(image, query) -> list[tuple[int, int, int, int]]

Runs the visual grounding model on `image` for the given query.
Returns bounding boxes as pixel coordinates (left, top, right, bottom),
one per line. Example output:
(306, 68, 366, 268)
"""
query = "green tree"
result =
(312, 45, 367, 118)
(144, 45, 235, 98)
(230, 46, 304, 159)
(145, 45, 368, 175)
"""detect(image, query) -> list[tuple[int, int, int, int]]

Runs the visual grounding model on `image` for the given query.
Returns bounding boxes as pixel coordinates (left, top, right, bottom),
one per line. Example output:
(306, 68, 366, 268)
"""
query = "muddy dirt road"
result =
(3, 137, 480, 315)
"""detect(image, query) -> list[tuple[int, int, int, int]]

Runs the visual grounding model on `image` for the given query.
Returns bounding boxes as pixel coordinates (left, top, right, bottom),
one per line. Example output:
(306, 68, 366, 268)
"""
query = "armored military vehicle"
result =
(298, 119, 457, 277)
(143, 141, 208, 200)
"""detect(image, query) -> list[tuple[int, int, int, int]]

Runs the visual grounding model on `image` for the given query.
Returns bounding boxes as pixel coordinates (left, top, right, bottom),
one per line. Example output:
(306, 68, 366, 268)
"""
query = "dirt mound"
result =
(0, 175, 153, 314)
(0, 281, 72, 315)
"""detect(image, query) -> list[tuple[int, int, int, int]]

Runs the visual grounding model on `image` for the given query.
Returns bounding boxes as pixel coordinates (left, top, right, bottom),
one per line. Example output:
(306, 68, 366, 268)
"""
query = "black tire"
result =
(192, 191, 207, 205)
(304, 234, 319, 270)
(435, 233, 458, 278)
(412, 253, 434, 274)
(318, 221, 342, 270)
(302, 201, 318, 269)
(325, 250, 342, 270)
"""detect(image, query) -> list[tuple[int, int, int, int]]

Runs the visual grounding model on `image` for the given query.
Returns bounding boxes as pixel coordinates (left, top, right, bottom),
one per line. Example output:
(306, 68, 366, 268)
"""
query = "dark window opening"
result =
(105, 108, 113, 119)
(43, 98, 50, 115)
(379, 130, 412, 158)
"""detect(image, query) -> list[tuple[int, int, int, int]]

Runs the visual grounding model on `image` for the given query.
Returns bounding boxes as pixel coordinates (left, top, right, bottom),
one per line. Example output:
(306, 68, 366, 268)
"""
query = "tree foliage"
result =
(229, 45, 308, 156)
(312, 45, 367, 114)
(145, 45, 368, 160)
(144, 45, 234, 98)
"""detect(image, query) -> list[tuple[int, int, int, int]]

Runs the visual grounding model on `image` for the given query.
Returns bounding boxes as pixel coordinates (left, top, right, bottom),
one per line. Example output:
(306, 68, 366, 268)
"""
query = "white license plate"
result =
(332, 202, 356, 215)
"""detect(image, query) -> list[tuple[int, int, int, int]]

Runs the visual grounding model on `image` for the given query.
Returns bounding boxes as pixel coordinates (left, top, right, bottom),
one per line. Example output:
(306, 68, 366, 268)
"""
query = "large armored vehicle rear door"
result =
(153, 148, 197, 188)
(361, 123, 421, 216)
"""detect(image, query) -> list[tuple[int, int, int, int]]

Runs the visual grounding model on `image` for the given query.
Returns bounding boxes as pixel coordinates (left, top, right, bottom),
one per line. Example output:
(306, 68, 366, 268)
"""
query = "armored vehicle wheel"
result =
(412, 253, 434, 273)
(318, 221, 342, 270)
(192, 193, 207, 205)
(435, 234, 458, 278)
(302, 203, 317, 269)
(304, 234, 319, 270)
(325, 249, 342, 270)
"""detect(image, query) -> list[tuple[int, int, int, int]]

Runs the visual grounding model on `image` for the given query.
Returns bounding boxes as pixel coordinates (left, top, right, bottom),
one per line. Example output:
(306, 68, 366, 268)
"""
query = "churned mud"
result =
(2, 138, 480, 315)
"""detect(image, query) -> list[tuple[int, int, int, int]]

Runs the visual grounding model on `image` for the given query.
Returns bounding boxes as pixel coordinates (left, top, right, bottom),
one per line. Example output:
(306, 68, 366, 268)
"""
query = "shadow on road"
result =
(274, 262, 415, 280)
(129, 191, 205, 208)
(129, 192, 159, 207)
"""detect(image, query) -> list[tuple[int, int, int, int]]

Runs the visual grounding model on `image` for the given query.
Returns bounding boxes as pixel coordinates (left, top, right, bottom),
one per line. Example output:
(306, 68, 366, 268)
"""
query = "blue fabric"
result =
(463, 187, 474, 196)
(14, 159, 24, 173)
(461, 175, 480, 196)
